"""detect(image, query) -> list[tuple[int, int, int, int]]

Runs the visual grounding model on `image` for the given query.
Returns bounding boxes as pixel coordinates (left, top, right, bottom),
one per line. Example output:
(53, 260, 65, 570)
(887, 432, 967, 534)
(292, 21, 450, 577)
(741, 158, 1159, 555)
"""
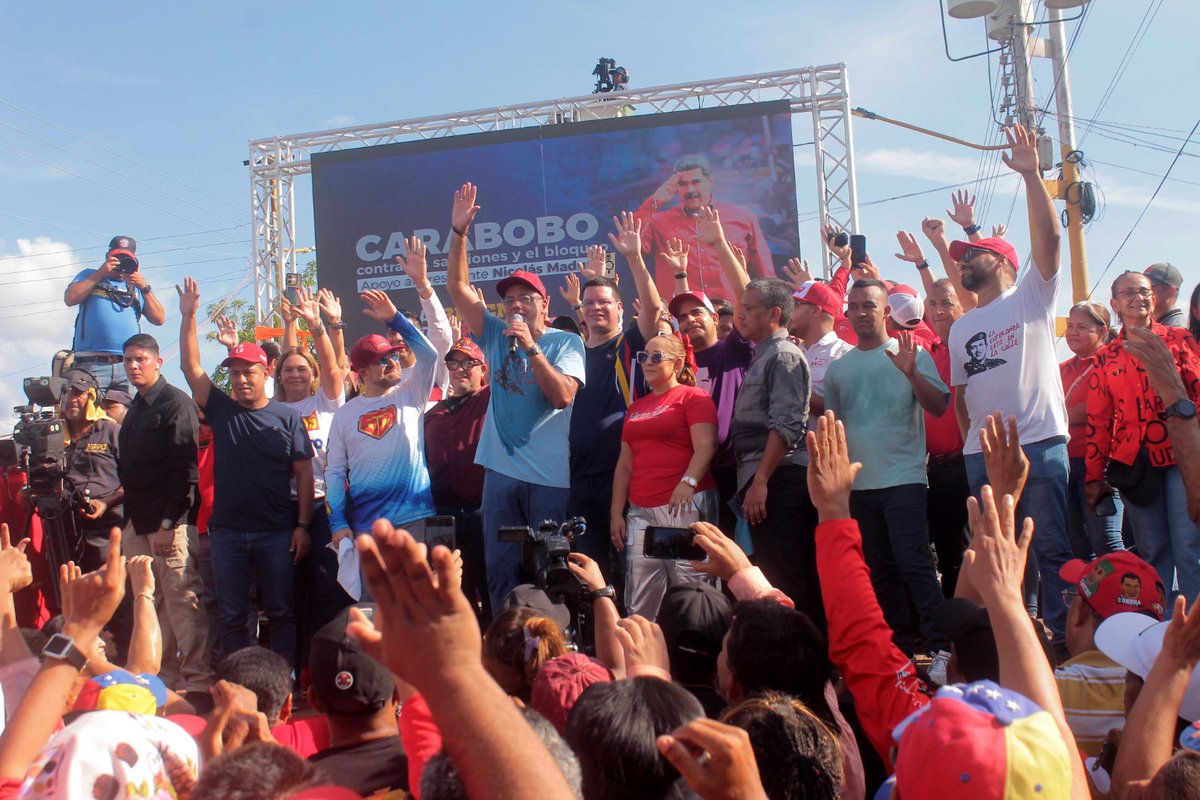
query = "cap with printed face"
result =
(220, 343, 269, 369)
(1059, 551, 1165, 621)
(948, 236, 1021, 274)
(496, 269, 547, 300)
(668, 290, 717, 318)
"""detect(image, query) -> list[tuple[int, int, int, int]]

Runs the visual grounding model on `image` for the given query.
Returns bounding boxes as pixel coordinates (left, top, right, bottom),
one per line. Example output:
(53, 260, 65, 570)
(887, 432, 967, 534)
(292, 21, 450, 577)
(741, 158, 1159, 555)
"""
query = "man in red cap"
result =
(788, 281, 852, 432)
(1056, 551, 1165, 758)
(64, 235, 166, 390)
(178, 276, 315, 668)
(946, 123, 1075, 650)
(425, 337, 491, 619)
(445, 183, 586, 610)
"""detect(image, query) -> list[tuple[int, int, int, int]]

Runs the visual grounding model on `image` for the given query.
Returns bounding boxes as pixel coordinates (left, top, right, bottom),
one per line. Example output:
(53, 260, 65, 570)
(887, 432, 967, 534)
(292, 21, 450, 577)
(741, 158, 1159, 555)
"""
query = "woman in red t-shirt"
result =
(610, 332, 719, 619)
(1060, 301, 1123, 557)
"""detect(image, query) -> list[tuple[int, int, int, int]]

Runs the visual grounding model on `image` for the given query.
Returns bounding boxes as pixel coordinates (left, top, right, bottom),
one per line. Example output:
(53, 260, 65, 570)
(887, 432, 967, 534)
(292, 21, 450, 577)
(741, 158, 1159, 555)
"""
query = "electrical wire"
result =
(0, 117, 242, 224)
(0, 96, 244, 214)
(1077, 0, 1164, 148)
(0, 225, 250, 264)
(1085, 115, 1200, 300)
(0, 236, 249, 278)
(1036, 1, 1091, 132)
(1, 255, 246, 288)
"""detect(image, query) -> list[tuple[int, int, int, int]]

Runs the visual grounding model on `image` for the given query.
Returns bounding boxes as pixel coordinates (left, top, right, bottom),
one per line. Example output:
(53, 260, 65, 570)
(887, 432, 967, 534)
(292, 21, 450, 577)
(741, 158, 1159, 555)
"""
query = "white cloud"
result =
(857, 147, 984, 184)
(0, 236, 80, 434)
(324, 114, 355, 128)
(1097, 178, 1200, 216)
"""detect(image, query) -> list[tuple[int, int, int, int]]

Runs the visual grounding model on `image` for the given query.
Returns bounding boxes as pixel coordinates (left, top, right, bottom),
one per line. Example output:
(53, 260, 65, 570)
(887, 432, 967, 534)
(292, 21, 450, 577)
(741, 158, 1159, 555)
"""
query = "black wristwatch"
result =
(43, 633, 88, 670)
(588, 586, 617, 604)
(1164, 398, 1198, 420)
(141, 284, 153, 294)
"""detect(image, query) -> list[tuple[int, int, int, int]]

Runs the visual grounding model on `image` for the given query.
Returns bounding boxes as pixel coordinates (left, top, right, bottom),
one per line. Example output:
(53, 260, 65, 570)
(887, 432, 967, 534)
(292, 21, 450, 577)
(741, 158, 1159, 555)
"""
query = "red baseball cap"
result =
(1059, 551, 1165, 621)
(349, 334, 402, 371)
(495, 269, 547, 300)
(668, 290, 717, 318)
(948, 236, 1021, 273)
(792, 281, 843, 319)
(530, 653, 613, 734)
(445, 337, 485, 363)
(220, 343, 269, 369)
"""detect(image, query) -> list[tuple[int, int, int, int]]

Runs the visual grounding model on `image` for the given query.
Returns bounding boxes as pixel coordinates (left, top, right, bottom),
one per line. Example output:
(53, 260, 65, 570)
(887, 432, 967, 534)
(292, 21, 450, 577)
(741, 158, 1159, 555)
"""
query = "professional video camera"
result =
(499, 517, 589, 634)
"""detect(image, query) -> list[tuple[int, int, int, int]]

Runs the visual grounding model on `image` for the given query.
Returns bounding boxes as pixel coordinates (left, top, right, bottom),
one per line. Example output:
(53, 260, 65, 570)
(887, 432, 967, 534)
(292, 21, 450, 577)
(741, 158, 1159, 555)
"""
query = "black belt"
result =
(73, 354, 123, 364)
(928, 452, 964, 466)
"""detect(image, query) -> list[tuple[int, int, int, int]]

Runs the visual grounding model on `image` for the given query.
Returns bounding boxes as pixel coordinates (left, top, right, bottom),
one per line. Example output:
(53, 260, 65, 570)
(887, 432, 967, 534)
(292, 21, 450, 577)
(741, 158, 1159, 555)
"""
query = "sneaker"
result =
(928, 649, 951, 686)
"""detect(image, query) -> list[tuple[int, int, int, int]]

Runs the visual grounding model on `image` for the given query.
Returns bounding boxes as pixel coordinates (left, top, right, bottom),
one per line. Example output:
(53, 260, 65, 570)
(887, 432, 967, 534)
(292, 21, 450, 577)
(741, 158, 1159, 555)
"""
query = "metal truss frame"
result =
(249, 65, 859, 322)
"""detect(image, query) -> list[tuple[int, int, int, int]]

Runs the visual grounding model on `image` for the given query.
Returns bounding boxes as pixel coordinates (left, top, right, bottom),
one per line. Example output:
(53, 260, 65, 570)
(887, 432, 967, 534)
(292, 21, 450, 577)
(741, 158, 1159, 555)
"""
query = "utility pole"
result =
(1005, 1, 1090, 302)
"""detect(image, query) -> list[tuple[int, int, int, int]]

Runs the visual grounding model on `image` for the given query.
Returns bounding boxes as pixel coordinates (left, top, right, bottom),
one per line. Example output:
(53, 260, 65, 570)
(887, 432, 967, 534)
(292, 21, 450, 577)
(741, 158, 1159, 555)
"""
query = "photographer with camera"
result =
(64, 236, 165, 389)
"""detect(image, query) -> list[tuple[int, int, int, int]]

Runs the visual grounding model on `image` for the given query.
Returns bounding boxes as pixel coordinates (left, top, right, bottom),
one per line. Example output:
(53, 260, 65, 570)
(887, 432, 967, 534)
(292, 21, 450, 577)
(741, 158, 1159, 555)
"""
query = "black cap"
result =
(102, 382, 133, 407)
(61, 368, 99, 394)
(107, 235, 136, 254)
(500, 584, 570, 631)
(308, 604, 395, 715)
(658, 581, 732, 665)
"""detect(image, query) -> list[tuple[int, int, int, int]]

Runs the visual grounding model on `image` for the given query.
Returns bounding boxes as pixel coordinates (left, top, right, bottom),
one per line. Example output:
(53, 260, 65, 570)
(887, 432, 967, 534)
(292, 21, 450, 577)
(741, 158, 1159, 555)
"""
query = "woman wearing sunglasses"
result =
(610, 332, 719, 618)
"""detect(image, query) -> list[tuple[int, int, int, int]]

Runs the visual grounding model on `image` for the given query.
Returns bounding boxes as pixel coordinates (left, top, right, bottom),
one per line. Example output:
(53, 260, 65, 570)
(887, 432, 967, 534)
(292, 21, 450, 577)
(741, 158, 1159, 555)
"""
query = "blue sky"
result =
(1, 0, 1197, 426)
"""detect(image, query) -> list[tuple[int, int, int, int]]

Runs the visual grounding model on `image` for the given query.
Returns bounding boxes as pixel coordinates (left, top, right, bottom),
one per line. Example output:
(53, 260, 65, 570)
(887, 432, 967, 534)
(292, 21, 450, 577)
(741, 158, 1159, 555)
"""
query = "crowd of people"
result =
(0, 121, 1198, 797)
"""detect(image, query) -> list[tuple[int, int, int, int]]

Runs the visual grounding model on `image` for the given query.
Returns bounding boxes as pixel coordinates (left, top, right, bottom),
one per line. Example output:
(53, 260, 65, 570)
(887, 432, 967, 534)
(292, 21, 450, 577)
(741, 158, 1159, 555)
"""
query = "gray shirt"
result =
(730, 328, 811, 490)
(1159, 307, 1186, 328)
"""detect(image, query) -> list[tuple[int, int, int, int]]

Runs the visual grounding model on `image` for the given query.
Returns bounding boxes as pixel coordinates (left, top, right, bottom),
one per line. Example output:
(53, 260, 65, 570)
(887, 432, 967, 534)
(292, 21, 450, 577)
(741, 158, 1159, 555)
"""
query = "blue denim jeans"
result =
(481, 469, 569, 611)
(1123, 466, 1200, 604)
(966, 436, 1073, 644)
(209, 529, 297, 667)
(1067, 456, 1125, 558)
(851, 484, 947, 653)
(75, 359, 125, 391)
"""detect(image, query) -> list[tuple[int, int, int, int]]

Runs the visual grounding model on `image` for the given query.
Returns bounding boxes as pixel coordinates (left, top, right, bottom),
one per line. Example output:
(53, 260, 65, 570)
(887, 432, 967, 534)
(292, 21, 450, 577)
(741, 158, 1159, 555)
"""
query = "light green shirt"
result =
(824, 339, 947, 490)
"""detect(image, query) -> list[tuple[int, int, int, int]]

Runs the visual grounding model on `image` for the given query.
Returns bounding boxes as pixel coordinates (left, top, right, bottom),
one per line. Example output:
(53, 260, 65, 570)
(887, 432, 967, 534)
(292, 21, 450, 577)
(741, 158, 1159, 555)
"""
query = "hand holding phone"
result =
(643, 526, 707, 561)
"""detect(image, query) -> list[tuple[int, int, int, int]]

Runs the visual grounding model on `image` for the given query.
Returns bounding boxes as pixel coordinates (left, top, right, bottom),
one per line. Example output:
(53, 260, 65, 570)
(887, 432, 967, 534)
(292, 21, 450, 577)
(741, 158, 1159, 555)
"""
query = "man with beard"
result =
(326, 290, 439, 554)
(947, 123, 1075, 651)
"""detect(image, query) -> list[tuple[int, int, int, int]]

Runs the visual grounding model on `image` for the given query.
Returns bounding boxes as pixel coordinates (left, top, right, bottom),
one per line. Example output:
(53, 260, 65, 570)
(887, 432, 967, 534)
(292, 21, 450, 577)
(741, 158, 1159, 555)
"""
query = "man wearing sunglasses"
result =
(325, 291, 440, 582)
(946, 123, 1075, 650)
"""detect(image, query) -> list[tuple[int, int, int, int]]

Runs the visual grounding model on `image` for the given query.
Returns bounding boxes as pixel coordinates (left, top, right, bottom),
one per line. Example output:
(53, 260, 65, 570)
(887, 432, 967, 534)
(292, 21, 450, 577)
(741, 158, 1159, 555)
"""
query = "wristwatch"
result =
(525, 344, 542, 358)
(43, 633, 88, 670)
(141, 284, 153, 293)
(297, 520, 312, 531)
(1164, 398, 1198, 420)
(679, 475, 699, 489)
(588, 586, 617, 604)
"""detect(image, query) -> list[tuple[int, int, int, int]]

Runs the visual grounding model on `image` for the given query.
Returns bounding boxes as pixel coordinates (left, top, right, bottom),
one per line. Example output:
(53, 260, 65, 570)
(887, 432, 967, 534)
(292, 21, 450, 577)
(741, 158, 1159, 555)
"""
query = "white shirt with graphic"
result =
(282, 387, 344, 498)
(949, 267, 1068, 455)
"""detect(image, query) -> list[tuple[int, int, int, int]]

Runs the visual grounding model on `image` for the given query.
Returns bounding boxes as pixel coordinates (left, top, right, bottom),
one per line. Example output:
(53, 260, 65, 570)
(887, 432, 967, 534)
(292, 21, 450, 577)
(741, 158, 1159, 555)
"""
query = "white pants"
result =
(624, 489, 719, 620)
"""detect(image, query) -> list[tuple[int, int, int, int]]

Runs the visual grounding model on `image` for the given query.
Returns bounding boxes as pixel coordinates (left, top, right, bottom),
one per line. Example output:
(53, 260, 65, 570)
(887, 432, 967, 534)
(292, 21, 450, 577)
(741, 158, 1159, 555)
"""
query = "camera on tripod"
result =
(9, 377, 68, 495)
(498, 517, 588, 604)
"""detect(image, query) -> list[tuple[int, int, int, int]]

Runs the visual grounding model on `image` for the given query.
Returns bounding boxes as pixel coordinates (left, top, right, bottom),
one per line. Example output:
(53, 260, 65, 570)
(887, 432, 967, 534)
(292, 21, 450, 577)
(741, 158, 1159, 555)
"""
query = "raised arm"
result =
(697, 207, 749, 302)
(293, 287, 344, 400)
(894, 230, 935, 297)
(567, 553, 626, 678)
(447, 183, 486, 337)
(399, 236, 453, 390)
(946, 190, 984, 243)
(1003, 124, 1060, 280)
(317, 289, 349, 372)
(657, 238, 691, 297)
(176, 277, 212, 408)
(609, 212, 665, 343)
(280, 298, 300, 351)
(124, 556, 162, 676)
(966, 487, 1089, 798)
(920, 217, 977, 312)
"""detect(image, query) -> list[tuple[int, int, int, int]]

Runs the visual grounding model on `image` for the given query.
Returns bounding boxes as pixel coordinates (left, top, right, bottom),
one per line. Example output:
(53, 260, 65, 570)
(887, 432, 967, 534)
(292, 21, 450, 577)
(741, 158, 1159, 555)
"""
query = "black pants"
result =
(746, 465, 824, 628)
(711, 463, 740, 537)
(436, 504, 492, 625)
(567, 472, 620, 589)
(926, 455, 970, 598)
(294, 505, 353, 669)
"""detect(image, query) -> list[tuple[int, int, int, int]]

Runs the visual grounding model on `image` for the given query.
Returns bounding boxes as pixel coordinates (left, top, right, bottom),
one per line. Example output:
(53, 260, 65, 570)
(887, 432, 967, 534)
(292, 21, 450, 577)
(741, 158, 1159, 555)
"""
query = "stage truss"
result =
(248, 65, 860, 324)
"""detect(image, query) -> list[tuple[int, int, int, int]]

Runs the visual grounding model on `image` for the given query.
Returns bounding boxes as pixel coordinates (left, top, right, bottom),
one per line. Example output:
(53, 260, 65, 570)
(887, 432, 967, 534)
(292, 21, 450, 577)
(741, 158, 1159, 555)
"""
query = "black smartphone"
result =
(425, 515, 457, 558)
(849, 234, 867, 266)
(284, 272, 302, 305)
(643, 526, 706, 561)
(1095, 492, 1118, 518)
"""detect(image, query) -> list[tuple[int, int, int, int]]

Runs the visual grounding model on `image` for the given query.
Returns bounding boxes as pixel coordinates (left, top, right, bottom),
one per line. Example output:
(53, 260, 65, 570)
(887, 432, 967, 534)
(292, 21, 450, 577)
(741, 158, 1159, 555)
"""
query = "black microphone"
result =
(509, 313, 523, 355)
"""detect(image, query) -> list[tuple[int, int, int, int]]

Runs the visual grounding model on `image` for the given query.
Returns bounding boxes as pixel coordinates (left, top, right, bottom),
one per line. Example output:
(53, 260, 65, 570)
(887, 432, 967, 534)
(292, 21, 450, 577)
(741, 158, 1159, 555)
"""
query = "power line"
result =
(1087, 157, 1200, 188)
(1, 255, 246, 287)
(0, 224, 249, 264)
(0, 96, 245, 214)
(1036, 1, 1091, 131)
(1085, 115, 1200, 300)
(1077, 0, 1164, 148)
(0, 236, 249, 277)
(0, 117, 242, 224)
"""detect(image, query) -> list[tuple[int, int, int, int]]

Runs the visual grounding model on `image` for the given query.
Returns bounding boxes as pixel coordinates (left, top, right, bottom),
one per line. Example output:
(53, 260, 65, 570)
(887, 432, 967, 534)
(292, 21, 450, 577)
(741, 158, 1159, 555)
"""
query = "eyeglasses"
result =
(635, 351, 673, 365)
(446, 358, 482, 371)
(582, 299, 617, 309)
(1117, 288, 1153, 300)
(502, 294, 540, 308)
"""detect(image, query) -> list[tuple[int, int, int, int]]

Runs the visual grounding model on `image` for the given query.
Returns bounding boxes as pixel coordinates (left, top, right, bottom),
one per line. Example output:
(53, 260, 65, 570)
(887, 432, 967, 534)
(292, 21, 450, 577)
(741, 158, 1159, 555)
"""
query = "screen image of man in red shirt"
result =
(635, 154, 774, 303)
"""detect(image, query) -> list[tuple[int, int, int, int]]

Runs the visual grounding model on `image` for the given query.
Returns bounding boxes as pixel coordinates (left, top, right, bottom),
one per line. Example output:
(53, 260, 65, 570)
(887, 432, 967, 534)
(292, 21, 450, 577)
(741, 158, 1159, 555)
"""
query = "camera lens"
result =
(833, 232, 850, 248)
(116, 254, 139, 274)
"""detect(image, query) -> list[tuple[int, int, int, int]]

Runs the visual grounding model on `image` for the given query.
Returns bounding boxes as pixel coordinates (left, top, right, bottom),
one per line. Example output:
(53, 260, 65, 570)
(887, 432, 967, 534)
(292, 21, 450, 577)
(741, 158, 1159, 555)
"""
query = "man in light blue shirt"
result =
(825, 278, 950, 658)
(445, 183, 586, 608)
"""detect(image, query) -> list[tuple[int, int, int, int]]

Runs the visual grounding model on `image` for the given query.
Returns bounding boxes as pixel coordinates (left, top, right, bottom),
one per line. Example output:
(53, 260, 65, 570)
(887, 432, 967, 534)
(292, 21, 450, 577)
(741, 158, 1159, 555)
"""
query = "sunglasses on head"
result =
(635, 350, 673, 365)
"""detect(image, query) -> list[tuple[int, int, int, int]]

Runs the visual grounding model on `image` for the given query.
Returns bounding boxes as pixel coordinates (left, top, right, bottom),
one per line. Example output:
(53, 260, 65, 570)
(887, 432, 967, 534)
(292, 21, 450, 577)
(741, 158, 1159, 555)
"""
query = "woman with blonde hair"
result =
(1060, 300, 1123, 557)
(611, 332, 720, 619)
